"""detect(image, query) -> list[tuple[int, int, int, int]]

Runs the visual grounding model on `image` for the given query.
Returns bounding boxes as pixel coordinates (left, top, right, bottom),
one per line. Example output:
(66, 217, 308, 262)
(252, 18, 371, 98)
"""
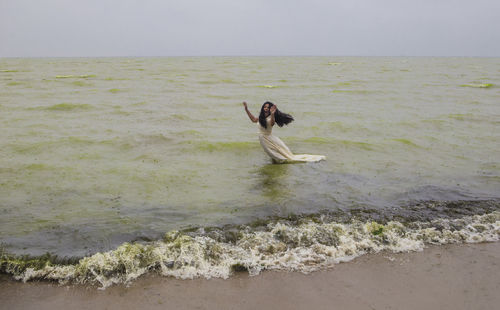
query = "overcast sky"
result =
(1, 0, 499, 57)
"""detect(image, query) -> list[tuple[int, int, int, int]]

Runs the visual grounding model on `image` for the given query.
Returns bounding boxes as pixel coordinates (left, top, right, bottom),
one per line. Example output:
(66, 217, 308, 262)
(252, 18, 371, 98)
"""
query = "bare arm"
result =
(269, 105, 276, 126)
(243, 102, 258, 123)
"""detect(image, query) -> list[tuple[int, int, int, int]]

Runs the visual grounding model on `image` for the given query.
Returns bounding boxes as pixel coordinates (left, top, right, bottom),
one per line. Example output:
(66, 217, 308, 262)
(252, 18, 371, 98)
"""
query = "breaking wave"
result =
(1, 200, 498, 289)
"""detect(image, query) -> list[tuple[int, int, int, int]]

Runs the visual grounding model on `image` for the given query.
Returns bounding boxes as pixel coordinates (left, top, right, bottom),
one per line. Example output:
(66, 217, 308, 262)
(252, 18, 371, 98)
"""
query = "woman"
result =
(243, 101, 325, 163)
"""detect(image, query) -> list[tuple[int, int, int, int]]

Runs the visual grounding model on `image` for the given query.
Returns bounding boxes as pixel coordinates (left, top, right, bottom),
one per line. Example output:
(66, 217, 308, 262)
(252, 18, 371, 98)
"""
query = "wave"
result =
(198, 79, 238, 85)
(129, 133, 174, 147)
(22, 163, 53, 171)
(170, 114, 193, 121)
(331, 89, 374, 95)
(195, 141, 258, 152)
(443, 113, 497, 124)
(290, 137, 376, 151)
(391, 138, 423, 148)
(44, 103, 94, 111)
(7, 133, 185, 156)
(459, 83, 493, 88)
(1, 200, 498, 289)
(6, 82, 24, 86)
(109, 88, 127, 93)
(104, 77, 130, 81)
(8, 137, 132, 154)
(71, 81, 93, 87)
(206, 94, 232, 99)
(175, 130, 204, 138)
(330, 82, 352, 87)
(55, 75, 96, 79)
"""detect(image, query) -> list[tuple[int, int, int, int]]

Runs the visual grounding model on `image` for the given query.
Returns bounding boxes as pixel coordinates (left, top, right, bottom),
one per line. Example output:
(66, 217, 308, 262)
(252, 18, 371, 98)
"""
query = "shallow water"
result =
(0, 57, 499, 284)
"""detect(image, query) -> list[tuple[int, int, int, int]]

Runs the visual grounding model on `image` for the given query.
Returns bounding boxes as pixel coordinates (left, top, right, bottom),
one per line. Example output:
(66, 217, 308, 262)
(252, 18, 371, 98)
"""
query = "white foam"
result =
(5, 211, 499, 288)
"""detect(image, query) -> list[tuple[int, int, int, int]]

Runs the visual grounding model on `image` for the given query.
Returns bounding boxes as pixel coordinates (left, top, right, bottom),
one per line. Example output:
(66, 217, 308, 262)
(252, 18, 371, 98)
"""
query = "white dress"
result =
(258, 116, 326, 163)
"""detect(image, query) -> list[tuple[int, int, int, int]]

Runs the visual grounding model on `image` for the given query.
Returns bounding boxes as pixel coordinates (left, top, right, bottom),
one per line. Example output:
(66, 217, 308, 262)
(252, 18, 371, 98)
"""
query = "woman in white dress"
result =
(243, 101, 325, 163)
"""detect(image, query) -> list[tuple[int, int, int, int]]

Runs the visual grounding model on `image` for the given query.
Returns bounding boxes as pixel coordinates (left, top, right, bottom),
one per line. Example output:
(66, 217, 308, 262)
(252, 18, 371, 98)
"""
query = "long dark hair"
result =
(258, 101, 294, 129)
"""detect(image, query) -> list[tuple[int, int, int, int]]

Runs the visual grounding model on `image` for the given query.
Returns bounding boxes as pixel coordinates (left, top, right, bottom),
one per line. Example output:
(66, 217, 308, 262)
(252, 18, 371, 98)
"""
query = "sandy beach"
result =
(1, 242, 499, 310)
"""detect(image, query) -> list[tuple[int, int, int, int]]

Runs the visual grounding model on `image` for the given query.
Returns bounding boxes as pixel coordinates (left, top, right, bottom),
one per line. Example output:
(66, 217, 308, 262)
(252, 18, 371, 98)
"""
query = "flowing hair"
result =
(258, 101, 294, 129)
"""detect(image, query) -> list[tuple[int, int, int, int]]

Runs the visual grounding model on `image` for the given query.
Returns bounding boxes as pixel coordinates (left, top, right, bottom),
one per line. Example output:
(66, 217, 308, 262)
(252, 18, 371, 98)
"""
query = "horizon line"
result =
(1, 54, 499, 59)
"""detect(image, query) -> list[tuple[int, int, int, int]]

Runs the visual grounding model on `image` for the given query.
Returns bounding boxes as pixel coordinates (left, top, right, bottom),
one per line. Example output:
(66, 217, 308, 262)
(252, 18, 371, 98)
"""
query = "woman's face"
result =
(263, 104, 270, 114)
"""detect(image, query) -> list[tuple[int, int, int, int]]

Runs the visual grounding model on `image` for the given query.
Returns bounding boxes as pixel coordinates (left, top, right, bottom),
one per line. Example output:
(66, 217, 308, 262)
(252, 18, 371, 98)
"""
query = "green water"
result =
(0, 57, 499, 257)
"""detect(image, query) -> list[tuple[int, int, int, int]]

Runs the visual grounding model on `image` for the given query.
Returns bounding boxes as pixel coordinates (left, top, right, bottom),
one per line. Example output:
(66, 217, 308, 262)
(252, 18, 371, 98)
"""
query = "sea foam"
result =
(2, 211, 498, 289)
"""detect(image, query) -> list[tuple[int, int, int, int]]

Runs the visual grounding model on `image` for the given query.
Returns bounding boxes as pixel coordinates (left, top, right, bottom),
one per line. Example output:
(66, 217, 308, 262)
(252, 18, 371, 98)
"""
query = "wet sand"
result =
(1, 242, 499, 310)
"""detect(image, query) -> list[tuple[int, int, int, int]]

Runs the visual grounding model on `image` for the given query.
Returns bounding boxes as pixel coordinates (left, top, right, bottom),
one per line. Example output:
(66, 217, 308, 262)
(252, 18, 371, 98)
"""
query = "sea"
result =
(0, 57, 499, 288)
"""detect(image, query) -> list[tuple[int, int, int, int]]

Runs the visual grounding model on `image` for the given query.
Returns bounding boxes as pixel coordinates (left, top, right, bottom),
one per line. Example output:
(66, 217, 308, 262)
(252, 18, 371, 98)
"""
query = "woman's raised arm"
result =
(269, 104, 276, 127)
(243, 102, 258, 123)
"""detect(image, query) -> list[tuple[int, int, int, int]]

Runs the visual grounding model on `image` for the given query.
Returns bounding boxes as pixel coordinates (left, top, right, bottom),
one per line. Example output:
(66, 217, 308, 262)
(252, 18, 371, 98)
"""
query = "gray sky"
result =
(1, 0, 499, 57)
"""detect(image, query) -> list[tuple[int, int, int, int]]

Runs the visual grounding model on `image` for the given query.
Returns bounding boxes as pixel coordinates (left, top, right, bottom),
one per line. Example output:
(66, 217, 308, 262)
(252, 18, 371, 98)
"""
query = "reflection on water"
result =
(254, 164, 291, 202)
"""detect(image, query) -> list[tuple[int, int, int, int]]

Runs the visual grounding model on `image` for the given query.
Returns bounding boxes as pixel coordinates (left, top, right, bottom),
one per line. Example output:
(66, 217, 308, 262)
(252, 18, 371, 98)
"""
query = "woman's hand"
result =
(243, 102, 258, 123)
(270, 105, 277, 114)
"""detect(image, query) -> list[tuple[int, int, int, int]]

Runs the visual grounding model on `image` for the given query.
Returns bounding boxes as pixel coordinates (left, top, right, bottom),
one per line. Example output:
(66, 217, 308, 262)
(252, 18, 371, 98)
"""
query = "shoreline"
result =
(1, 242, 499, 310)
